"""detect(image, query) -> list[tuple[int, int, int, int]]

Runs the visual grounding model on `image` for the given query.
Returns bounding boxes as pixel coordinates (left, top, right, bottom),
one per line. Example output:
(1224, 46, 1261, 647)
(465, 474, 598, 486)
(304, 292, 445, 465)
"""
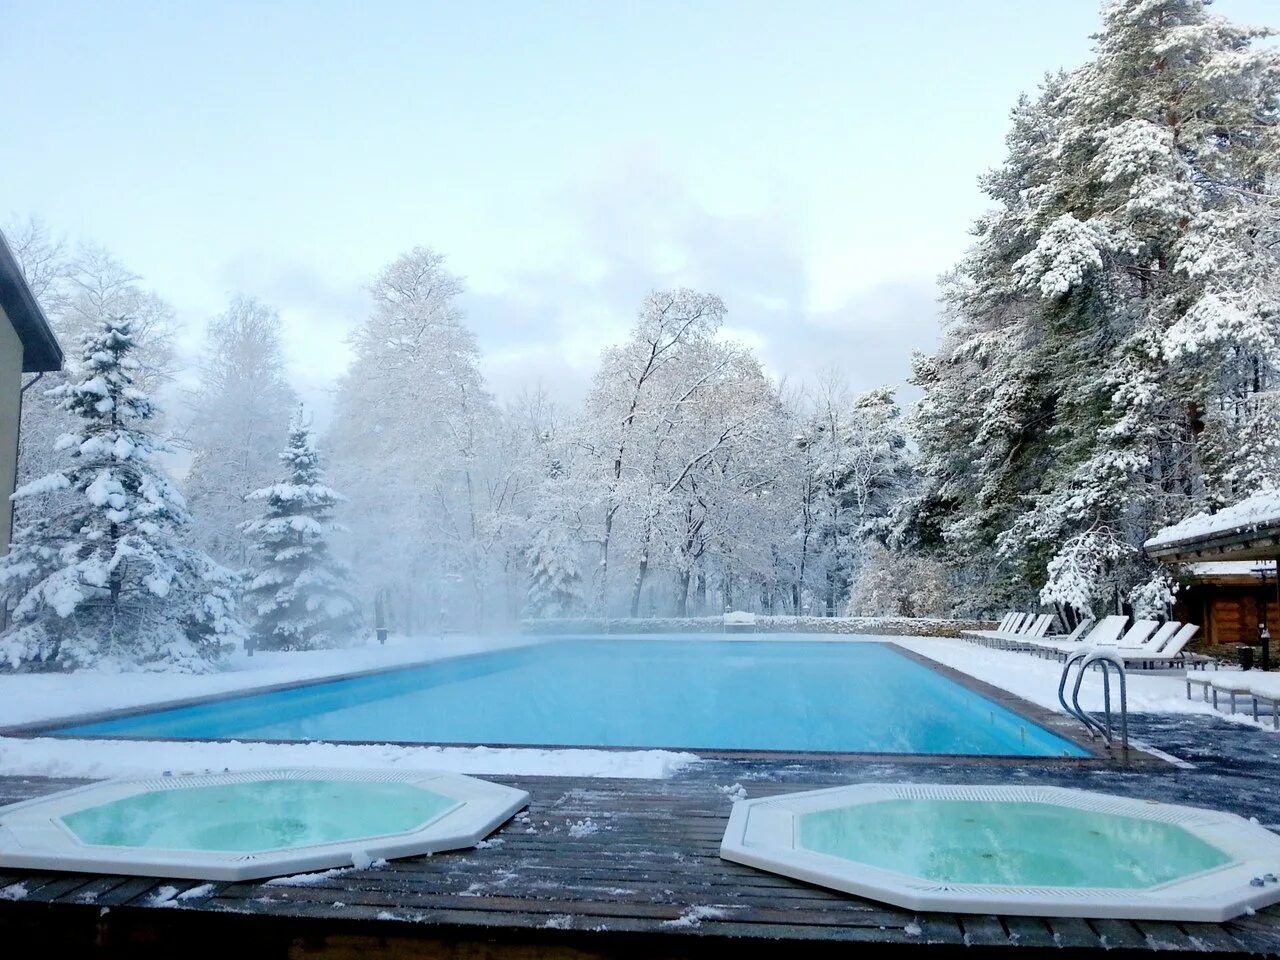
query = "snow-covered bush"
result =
(241, 411, 361, 650)
(1129, 570, 1178, 622)
(0, 318, 245, 672)
(845, 543, 951, 619)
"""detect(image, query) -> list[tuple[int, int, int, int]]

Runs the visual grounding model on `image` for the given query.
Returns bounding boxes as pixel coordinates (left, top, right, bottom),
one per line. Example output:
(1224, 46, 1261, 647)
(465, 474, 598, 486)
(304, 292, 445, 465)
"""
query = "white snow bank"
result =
(0, 736, 698, 781)
(0, 633, 540, 727)
(1146, 490, 1280, 549)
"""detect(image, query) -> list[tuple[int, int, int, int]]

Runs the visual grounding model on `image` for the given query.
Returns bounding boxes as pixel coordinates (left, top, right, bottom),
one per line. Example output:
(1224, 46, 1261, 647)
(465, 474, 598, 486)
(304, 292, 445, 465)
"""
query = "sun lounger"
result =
(988, 613, 1056, 650)
(965, 612, 1052, 648)
(1027, 615, 1128, 659)
(1120, 624, 1201, 670)
(1011, 616, 1094, 654)
(961, 611, 1022, 643)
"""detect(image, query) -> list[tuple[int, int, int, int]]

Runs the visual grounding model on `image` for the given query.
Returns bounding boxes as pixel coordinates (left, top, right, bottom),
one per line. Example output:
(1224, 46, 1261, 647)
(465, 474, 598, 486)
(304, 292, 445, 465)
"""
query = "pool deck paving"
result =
(2, 713, 1280, 957)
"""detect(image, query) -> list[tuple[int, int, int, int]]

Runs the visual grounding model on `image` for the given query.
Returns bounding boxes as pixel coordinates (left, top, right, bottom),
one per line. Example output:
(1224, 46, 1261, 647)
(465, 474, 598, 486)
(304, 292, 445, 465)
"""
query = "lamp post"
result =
(1254, 564, 1275, 672)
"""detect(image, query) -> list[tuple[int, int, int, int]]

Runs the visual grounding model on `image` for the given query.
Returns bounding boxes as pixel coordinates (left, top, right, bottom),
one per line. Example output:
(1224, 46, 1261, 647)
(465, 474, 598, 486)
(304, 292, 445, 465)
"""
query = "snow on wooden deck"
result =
(5, 713, 1280, 957)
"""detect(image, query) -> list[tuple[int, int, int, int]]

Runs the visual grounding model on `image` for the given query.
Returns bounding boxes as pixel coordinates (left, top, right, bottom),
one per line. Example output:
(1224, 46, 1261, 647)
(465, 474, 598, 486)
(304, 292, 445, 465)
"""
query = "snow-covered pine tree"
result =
(912, 0, 1280, 618)
(242, 410, 361, 650)
(0, 318, 245, 672)
(6, 224, 179, 531)
(524, 525, 583, 618)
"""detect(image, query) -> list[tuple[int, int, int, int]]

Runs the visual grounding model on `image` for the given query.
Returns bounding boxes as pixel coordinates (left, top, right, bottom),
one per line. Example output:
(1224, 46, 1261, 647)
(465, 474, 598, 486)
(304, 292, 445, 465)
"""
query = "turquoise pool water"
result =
(53, 638, 1086, 756)
(61, 779, 456, 852)
(799, 799, 1233, 887)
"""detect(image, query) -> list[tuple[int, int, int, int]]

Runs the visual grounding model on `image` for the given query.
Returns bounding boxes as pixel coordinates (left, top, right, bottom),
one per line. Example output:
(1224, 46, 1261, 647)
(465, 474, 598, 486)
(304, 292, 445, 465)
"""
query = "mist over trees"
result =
(1, 0, 1276, 668)
(185, 297, 298, 568)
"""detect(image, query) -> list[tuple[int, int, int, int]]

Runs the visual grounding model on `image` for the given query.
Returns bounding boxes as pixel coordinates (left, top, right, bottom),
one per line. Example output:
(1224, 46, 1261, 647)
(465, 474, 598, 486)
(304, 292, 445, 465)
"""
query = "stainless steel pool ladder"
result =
(1058, 649, 1129, 752)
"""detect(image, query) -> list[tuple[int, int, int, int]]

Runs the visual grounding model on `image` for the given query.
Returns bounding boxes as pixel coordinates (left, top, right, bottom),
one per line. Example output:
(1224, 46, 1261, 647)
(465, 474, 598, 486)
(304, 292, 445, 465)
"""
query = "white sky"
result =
(5, 0, 1277, 418)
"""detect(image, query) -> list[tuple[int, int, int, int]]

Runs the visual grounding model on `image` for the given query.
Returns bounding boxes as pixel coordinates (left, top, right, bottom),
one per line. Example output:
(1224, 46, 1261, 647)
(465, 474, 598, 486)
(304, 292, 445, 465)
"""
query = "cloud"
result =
(174, 147, 947, 423)
(208, 253, 369, 427)
(461, 146, 943, 405)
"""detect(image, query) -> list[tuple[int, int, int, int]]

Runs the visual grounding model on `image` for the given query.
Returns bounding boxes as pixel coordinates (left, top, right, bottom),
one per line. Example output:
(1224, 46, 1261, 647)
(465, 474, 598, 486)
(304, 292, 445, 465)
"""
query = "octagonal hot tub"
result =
(0, 768, 528, 881)
(720, 784, 1280, 921)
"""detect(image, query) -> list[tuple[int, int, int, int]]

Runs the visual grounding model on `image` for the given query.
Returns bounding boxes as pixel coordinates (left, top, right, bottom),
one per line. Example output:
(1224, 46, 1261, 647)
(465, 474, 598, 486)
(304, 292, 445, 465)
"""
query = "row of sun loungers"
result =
(962, 613, 1208, 670)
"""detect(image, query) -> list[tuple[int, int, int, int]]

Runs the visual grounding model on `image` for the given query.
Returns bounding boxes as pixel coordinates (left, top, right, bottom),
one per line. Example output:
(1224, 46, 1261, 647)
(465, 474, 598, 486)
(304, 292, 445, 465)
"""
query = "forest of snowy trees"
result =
(0, 0, 1276, 669)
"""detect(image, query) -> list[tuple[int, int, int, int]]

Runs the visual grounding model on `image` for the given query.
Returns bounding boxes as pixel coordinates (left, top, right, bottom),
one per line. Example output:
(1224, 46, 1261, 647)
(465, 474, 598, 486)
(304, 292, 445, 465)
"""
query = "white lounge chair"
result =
(1112, 619, 1162, 652)
(1121, 624, 1202, 670)
(1001, 615, 1094, 654)
(966, 612, 1050, 648)
(989, 613, 1055, 650)
(1028, 615, 1129, 659)
(961, 612, 1021, 644)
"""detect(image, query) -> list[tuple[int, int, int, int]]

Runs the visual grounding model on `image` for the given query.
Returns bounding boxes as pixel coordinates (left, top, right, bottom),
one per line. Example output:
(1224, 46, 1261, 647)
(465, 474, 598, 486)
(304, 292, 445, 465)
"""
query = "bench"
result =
(723, 611, 758, 633)
(1186, 676, 1280, 729)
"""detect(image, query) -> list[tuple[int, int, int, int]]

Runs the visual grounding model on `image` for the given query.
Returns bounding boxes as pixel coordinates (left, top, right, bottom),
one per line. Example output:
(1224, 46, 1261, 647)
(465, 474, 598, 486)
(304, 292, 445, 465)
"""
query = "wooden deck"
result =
(4, 767, 1280, 958)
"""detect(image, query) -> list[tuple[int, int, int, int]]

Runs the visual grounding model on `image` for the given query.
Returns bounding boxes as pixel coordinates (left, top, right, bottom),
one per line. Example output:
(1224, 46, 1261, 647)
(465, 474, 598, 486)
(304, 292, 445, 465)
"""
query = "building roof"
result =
(1181, 560, 1277, 585)
(0, 229, 63, 373)
(1145, 491, 1280, 563)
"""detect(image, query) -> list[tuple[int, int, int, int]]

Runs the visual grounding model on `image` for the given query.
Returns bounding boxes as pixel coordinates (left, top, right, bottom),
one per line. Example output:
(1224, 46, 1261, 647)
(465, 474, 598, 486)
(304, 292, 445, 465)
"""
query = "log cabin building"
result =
(1146, 493, 1280, 666)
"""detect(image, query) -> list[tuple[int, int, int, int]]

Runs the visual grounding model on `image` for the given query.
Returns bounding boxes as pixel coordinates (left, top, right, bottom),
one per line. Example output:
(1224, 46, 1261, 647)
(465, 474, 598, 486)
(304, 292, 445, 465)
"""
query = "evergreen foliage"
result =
(0, 318, 245, 672)
(911, 0, 1280, 617)
(242, 410, 361, 650)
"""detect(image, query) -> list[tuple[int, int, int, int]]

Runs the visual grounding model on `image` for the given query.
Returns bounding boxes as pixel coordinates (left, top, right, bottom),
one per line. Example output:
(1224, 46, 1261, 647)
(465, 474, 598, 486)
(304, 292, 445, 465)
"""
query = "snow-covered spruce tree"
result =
(242, 411, 361, 650)
(911, 0, 1280, 618)
(0, 318, 245, 672)
(524, 525, 583, 618)
(6, 225, 179, 530)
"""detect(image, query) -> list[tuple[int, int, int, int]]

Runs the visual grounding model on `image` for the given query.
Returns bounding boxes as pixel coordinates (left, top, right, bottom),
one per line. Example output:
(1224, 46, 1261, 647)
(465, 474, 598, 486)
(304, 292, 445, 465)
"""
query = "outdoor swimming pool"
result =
(50, 638, 1087, 756)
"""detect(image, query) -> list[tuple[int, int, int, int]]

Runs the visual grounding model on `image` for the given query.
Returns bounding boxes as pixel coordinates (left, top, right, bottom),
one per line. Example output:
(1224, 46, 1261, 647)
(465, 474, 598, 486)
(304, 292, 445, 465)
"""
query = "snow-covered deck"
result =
(4, 713, 1280, 956)
(3, 633, 1280, 953)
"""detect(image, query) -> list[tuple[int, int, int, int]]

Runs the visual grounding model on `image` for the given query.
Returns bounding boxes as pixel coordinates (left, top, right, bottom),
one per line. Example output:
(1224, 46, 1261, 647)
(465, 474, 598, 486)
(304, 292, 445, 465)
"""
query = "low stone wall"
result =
(519, 615, 994, 638)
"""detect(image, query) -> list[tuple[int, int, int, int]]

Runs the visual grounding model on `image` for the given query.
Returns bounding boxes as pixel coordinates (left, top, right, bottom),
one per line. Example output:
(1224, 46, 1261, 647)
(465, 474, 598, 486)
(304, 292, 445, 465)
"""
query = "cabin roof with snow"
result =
(1145, 492, 1280, 563)
(0, 230, 63, 373)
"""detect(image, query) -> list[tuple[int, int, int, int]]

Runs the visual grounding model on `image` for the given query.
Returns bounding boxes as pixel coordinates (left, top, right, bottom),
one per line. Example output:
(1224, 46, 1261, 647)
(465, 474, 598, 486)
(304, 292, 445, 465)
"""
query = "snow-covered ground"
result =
(0, 737, 697, 781)
(893, 636, 1224, 716)
(0, 632, 1266, 783)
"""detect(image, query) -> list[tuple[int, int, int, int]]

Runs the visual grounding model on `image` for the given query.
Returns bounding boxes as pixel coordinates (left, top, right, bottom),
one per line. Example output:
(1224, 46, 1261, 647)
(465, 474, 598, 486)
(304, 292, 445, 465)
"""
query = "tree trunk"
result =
(629, 551, 649, 618)
(674, 569, 692, 617)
